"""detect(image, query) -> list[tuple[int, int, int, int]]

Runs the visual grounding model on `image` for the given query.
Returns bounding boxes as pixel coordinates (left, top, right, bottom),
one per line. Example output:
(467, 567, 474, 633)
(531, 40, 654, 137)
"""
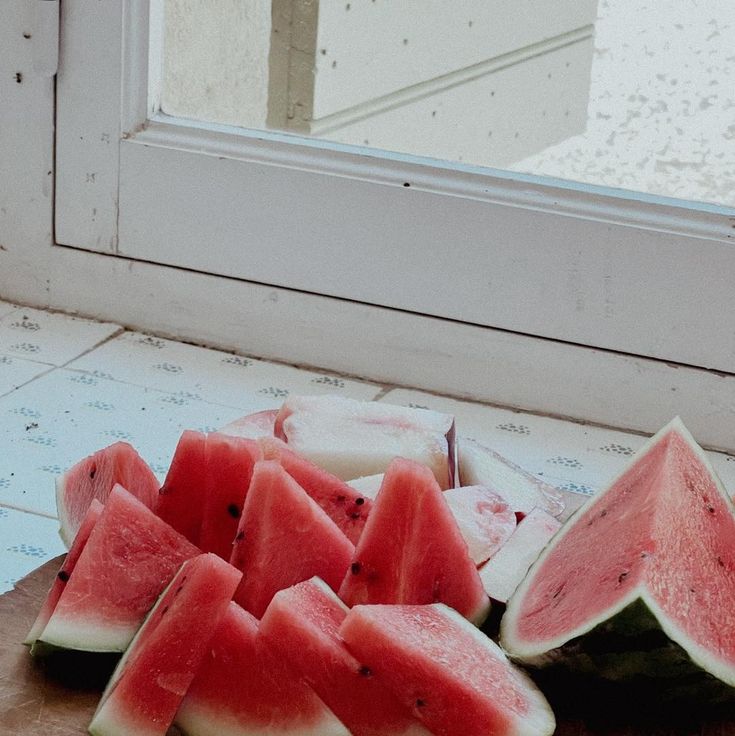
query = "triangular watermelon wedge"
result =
(156, 430, 208, 545)
(25, 499, 104, 647)
(56, 441, 159, 547)
(198, 433, 260, 560)
(340, 603, 555, 736)
(501, 417, 735, 695)
(37, 485, 199, 653)
(230, 460, 355, 618)
(176, 602, 350, 736)
(259, 577, 431, 736)
(89, 553, 241, 736)
(338, 457, 490, 625)
(258, 436, 371, 544)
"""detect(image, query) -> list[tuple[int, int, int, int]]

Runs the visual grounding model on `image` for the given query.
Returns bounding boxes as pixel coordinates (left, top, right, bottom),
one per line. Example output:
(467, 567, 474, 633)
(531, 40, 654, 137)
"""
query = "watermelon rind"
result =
(501, 417, 735, 696)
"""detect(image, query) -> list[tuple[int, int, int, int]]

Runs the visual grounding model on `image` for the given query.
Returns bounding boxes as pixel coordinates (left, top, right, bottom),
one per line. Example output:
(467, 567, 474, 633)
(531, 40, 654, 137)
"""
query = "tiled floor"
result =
(1, 300, 734, 593)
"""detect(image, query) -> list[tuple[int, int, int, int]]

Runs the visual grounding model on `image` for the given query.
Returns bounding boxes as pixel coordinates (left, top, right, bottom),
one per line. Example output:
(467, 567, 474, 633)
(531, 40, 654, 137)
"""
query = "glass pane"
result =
(161, 0, 734, 208)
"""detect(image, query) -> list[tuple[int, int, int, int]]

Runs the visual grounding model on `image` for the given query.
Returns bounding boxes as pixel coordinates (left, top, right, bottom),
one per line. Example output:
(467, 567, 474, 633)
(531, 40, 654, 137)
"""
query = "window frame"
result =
(2, 0, 735, 451)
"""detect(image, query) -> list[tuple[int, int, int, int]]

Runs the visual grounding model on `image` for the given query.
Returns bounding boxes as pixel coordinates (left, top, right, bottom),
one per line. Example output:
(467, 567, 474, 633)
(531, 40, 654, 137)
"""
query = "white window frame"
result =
(2, 0, 735, 451)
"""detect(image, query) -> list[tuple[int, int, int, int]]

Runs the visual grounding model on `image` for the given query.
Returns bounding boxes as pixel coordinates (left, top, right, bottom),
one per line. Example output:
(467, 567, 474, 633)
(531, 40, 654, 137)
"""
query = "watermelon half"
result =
(340, 603, 556, 736)
(89, 553, 241, 736)
(339, 457, 489, 625)
(176, 602, 350, 736)
(37, 485, 199, 653)
(501, 417, 735, 696)
(56, 441, 159, 547)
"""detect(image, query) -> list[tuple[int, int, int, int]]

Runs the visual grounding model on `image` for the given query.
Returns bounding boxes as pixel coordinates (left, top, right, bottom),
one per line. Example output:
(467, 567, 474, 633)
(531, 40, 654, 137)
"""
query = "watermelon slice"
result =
(156, 430, 208, 546)
(458, 438, 566, 520)
(479, 507, 561, 603)
(176, 602, 350, 736)
(37, 485, 199, 653)
(258, 436, 370, 544)
(25, 499, 104, 646)
(340, 603, 556, 736)
(338, 457, 489, 625)
(198, 433, 260, 560)
(501, 417, 735, 694)
(220, 408, 278, 439)
(443, 485, 517, 566)
(89, 553, 241, 736)
(259, 577, 431, 736)
(275, 395, 456, 489)
(56, 441, 159, 547)
(230, 460, 355, 618)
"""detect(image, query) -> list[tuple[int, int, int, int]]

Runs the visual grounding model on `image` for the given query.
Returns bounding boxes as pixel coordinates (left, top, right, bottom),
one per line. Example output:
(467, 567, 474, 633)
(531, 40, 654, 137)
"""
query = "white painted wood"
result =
(114, 117, 735, 374)
(32, 0, 59, 77)
(307, 0, 597, 119)
(326, 37, 592, 168)
(55, 0, 123, 253)
(1, 239, 735, 453)
(0, 0, 54, 252)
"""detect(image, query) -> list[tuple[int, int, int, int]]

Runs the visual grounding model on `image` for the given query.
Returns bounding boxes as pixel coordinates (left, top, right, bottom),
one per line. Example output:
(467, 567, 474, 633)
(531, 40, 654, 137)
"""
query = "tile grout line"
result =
(0, 501, 57, 521)
(0, 325, 126, 402)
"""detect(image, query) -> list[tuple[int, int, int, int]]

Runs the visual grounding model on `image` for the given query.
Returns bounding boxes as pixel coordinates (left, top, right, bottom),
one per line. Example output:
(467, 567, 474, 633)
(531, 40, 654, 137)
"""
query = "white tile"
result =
(0, 369, 249, 516)
(0, 354, 54, 396)
(0, 506, 66, 594)
(0, 307, 121, 366)
(68, 331, 382, 409)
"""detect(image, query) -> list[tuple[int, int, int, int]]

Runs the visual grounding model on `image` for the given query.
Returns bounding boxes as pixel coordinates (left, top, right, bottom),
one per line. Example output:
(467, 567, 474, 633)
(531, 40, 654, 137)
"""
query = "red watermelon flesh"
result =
(89, 553, 241, 736)
(340, 603, 555, 736)
(56, 441, 159, 548)
(479, 507, 561, 604)
(156, 430, 208, 546)
(338, 457, 490, 625)
(258, 436, 371, 544)
(38, 485, 199, 653)
(259, 577, 431, 736)
(25, 499, 104, 647)
(230, 460, 355, 618)
(443, 485, 517, 566)
(219, 408, 278, 439)
(198, 433, 261, 560)
(176, 602, 350, 736)
(501, 418, 735, 687)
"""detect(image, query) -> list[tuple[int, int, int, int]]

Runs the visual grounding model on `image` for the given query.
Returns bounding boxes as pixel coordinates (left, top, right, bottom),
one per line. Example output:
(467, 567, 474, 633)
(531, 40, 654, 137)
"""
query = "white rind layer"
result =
(38, 615, 133, 653)
(501, 417, 735, 688)
(175, 703, 351, 736)
(55, 473, 74, 549)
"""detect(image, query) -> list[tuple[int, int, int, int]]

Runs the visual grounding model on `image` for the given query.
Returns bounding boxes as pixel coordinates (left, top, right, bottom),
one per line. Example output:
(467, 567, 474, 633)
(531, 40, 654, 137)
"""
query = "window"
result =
(3, 0, 735, 446)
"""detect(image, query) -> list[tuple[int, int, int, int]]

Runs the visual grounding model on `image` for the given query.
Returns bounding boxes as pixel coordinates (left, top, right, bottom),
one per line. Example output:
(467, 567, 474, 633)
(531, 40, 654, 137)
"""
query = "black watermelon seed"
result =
(349, 512, 361, 519)
(351, 562, 362, 575)
(227, 504, 240, 518)
(89, 465, 96, 479)
(57, 570, 70, 582)
(235, 531, 245, 541)
(357, 665, 372, 677)
(355, 497, 365, 506)
(416, 699, 426, 708)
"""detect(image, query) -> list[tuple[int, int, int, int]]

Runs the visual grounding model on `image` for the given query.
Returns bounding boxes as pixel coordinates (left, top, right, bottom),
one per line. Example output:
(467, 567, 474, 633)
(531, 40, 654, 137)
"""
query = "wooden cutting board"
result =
(1, 558, 734, 735)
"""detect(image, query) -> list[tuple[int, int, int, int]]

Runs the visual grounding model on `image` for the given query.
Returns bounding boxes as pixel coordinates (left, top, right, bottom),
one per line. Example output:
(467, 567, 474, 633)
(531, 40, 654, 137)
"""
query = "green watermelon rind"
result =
(500, 417, 735, 695)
